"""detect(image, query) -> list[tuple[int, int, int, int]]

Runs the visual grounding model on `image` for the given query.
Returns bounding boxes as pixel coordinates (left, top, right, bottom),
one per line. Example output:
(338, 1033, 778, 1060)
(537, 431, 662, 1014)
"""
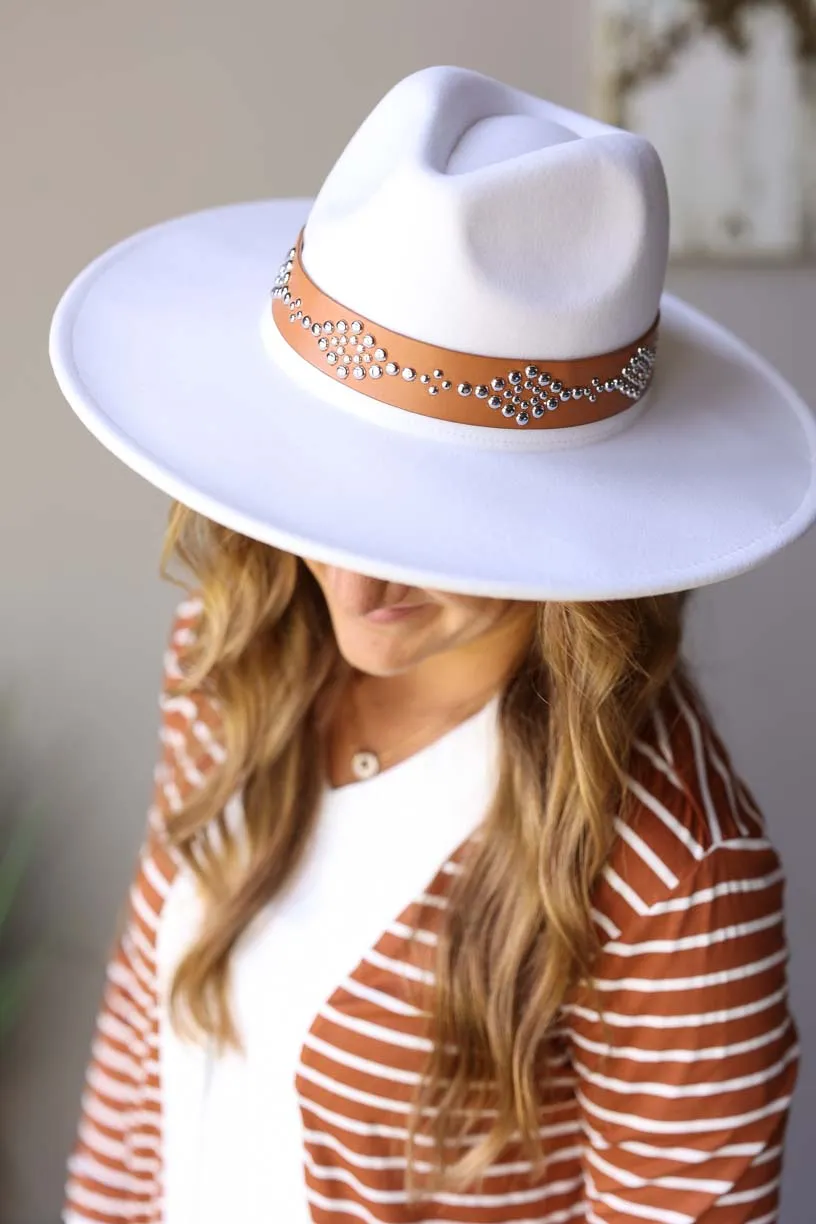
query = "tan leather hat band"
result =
(270, 232, 659, 431)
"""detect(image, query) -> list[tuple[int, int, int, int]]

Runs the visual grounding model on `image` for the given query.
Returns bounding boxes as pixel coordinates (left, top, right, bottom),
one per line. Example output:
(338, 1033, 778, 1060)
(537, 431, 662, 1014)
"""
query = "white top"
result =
(156, 695, 501, 1224)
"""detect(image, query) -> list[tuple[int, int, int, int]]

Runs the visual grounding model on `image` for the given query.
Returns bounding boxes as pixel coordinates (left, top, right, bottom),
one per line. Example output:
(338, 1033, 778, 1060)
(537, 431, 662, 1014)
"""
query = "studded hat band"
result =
(271, 233, 659, 430)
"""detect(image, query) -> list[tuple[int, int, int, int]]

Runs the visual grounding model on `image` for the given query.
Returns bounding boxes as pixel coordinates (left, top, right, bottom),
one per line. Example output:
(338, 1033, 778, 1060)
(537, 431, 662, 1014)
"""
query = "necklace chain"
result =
(345, 677, 494, 782)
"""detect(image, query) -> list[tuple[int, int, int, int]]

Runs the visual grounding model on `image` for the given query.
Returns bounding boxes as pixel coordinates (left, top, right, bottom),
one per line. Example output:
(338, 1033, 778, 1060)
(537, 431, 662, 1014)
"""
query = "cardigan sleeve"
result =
(64, 599, 214, 1224)
(570, 837, 799, 1224)
(63, 839, 176, 1223)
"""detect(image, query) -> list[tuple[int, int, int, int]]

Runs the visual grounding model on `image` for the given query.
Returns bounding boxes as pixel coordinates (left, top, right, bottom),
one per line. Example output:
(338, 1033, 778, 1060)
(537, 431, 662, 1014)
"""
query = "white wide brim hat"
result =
(49, 70, 816, 601)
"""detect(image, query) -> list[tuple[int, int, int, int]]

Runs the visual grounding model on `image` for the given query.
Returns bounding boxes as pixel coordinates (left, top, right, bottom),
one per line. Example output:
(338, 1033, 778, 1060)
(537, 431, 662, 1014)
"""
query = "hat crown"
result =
(302, 66, 670, 360)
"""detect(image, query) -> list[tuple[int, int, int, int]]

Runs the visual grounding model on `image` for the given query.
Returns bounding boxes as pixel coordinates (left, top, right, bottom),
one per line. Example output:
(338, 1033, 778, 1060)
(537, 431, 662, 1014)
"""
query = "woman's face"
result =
(301, 559, 535, 679)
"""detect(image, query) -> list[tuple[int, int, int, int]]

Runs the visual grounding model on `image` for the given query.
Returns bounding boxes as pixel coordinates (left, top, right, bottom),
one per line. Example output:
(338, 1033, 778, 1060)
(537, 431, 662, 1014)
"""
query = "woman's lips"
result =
(364, 604, 428, 624)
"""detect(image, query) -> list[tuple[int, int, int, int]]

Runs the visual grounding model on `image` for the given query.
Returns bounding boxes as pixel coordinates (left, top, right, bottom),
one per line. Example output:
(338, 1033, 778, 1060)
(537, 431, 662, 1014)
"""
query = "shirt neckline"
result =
(325, 690, 501, 795)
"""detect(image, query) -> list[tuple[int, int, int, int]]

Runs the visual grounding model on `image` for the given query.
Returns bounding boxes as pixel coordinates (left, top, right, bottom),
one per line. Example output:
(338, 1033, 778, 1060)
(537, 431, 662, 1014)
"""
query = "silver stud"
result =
(538, 373, 551, 387)
(458, 383, 472, 397)
(353, 366, 366, 380)
(301, 316, 311, 329)
(592, 378, 602, 389)
(323, 321, 334, 334)
(330, 336, 339, 347)
(492, 377, 506, 392)
(363, 354, 372, 363)
(475, 385, 489, 398)
(283, 292, 291, 305)
(548, 397, 560, 410)
(362, 335, 374, 347)
(356, 344, 365, 354)
(512, 395, 522, 406)
(327, 352, 337, 365)
(504, 389, 514, 400)
(311, 323, 321, 336)
(605, 379, 617, 392)
(374, 348, 387, 361)
(434, 369, 444, 378)
(530, 395, 541, 407)
(509, 371, 522, 385)
(525, 365, 538, 378)
(441, 381, 452, 391)
(572, 388, 584, 400)
(502, 404, 516, 418)
(524, 380, 535, 390)
(588, 393, 598, 403)
(353, 355, 362, 363)
(420, 374, 431, 384)
(532, 405, 545, 418)
(516, 411, 530, 426)
(351, 321, 363, 334)
(428, 385, 439, 396)
(560, 390, 571, 402)
(370, 365, 383, 379)
(288, 247, 296, 259)
(336, 366, 349, 379)
(386, 362, 400, 376)
(337, 321, 348, 333)
(402, 367, 417, 382)
(289, 314, 297, 323)
(488, 395, 502, 410)
(318, 338, 328, 351)
(550, 380, 563, 393)
(295, 299, 302, 308)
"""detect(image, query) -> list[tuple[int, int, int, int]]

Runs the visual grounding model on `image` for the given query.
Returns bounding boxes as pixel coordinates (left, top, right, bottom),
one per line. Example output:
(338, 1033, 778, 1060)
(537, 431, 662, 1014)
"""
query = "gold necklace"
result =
(345, 678, 494, 782)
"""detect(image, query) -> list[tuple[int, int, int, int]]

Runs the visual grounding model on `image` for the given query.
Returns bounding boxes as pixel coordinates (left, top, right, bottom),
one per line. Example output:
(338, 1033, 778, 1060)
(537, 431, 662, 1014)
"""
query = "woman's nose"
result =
(322, 567, 413, 616)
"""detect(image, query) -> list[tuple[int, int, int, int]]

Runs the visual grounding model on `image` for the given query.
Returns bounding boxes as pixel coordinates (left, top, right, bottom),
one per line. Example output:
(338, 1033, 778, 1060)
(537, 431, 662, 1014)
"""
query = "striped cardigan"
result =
(65, 602, 799, 1223)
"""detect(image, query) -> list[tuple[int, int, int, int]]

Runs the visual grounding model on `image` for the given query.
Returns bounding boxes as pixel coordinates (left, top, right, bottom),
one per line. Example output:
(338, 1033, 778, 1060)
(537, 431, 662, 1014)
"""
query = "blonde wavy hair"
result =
(162, 500, 688, 1190)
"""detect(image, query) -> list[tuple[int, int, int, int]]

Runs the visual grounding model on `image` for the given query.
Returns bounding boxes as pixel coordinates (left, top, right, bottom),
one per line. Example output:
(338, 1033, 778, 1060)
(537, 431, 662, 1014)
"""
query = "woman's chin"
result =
(333, 620, 431, 677)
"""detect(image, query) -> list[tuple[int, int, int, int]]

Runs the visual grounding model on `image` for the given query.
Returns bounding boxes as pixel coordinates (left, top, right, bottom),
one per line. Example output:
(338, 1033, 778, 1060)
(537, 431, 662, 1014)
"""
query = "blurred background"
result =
(2, 1, 815, 1220)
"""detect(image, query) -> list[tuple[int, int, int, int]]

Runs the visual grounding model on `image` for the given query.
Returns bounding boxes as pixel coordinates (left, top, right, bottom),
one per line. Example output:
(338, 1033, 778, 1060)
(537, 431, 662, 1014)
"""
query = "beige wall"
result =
(2, 2, 814, 1219)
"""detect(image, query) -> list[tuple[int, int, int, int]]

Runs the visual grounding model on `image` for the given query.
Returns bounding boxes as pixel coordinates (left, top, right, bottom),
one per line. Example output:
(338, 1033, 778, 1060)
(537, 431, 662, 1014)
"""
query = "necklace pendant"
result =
(350, 749, 381, 781)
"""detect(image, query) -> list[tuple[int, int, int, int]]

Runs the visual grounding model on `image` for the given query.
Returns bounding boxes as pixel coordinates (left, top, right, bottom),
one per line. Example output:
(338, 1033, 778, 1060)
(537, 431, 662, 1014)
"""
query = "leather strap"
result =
(271, 232, 659, 430)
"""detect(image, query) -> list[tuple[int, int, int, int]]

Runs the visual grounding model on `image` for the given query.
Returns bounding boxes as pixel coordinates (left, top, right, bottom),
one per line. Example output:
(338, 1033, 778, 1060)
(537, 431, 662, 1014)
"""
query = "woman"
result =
(51, 66, 815, 1223)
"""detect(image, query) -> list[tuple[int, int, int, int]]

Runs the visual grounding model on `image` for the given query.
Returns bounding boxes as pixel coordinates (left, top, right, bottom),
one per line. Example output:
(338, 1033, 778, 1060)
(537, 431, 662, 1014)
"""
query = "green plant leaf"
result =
(0, 810, 39, 936)
(0, 960, 37, 1038)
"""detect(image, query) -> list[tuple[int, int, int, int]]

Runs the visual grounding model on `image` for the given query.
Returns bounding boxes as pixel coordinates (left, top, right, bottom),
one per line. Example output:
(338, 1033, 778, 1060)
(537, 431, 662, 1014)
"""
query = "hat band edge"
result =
(270, 231, 659, 432)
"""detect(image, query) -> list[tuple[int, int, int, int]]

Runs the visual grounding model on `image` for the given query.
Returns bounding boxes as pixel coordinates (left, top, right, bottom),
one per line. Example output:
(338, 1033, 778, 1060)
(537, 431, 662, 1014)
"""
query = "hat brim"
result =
(49, 198, 816, 601)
